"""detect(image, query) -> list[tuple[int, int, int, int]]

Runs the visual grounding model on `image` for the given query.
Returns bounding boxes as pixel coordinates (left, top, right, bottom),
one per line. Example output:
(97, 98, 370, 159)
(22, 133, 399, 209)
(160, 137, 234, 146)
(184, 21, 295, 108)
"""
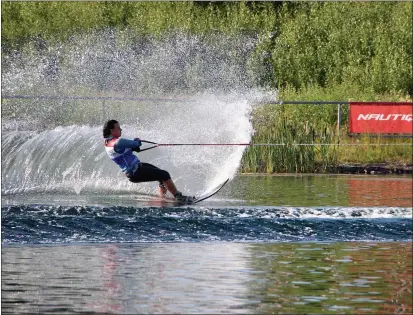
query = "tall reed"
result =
(241, 103, 412, 173)
(241, 104, 338, 173)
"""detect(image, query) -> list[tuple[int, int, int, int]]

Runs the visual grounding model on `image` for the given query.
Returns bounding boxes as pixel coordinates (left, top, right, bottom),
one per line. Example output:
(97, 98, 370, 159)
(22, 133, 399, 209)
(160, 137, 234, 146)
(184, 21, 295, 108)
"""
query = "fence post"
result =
(337, 103, 341, 141)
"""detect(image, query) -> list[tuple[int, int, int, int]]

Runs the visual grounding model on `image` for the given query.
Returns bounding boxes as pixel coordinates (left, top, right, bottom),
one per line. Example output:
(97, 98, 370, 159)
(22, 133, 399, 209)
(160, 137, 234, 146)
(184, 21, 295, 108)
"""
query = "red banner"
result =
(349, 102, 412, 134)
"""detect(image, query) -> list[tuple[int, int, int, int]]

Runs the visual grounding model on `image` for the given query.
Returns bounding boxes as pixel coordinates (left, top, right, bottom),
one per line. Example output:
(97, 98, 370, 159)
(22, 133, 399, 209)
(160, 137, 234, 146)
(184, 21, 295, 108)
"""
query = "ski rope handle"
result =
(138, 140, 158, 152)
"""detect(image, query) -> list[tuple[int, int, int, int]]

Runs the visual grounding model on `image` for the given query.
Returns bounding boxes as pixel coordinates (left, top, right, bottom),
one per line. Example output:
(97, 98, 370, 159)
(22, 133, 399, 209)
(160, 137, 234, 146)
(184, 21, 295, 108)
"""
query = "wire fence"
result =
(2, 94, 412, 146)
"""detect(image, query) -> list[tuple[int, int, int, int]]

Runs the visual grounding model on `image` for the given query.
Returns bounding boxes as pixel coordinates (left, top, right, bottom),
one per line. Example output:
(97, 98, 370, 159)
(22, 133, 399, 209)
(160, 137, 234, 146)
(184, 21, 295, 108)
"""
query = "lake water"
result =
(2, 174, 412, 314)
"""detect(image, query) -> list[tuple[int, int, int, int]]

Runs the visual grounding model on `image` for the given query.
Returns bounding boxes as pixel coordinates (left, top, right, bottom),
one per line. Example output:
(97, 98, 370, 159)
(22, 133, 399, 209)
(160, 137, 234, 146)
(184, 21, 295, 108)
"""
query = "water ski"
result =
(177, 178, 229, 205)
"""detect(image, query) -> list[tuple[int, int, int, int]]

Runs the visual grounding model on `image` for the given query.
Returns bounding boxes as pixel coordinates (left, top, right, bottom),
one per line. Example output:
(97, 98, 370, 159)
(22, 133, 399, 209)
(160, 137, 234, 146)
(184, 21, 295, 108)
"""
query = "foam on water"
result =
(2, 205, 412, 244)
(2, 204, 411, 219)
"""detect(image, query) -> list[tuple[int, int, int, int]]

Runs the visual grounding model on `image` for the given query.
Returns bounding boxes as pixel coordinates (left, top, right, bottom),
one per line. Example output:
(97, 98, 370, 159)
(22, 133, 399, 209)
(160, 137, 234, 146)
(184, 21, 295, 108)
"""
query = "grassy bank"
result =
(242, 116, 412, 173)
(241, 84, 412, 173)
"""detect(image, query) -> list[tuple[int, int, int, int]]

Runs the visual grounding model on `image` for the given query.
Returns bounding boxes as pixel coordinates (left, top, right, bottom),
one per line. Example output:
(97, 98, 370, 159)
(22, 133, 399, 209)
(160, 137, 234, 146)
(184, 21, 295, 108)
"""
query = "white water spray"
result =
(2, 30, 277, 196)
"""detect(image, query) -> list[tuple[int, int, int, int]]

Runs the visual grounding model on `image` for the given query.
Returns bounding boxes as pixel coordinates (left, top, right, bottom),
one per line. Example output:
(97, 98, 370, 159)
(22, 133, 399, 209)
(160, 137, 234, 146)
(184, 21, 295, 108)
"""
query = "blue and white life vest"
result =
(104, 137, 140, 175)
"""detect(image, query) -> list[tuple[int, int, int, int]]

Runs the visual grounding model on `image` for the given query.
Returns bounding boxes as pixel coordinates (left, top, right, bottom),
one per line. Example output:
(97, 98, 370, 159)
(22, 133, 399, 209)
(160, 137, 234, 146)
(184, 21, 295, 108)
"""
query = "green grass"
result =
(241, 107, 338, 173)
(241, 117, 412, 173)
(337, 133, 412, 165)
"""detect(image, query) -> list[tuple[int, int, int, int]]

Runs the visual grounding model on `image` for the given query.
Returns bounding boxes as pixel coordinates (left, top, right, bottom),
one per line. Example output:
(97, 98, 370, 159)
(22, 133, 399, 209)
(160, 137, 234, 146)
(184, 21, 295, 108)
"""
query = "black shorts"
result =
(128, 163, 171, 184)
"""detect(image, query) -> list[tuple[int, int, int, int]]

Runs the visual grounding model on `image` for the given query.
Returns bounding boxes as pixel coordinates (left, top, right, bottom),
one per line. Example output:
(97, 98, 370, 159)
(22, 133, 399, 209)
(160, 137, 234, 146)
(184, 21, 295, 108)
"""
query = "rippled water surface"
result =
(2, 175, 412, 313)
(2, 242, 412, 314)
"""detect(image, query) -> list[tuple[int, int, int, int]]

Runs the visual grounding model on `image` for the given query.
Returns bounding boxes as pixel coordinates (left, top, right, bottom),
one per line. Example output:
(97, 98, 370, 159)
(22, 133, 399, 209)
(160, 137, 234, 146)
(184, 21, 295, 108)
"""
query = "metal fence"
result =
(2, 94, 411, 141)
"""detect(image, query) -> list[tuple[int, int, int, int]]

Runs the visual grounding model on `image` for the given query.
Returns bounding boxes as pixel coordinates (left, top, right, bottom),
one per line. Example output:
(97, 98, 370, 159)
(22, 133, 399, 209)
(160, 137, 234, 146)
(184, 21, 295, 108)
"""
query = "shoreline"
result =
(240, 163, 413, 175)
(335, 163, 412, 175)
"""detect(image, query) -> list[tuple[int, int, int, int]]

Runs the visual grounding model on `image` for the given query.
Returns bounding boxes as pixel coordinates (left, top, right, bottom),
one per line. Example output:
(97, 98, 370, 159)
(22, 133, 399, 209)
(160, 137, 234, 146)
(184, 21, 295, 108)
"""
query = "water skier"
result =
(103, 119, 194, 202)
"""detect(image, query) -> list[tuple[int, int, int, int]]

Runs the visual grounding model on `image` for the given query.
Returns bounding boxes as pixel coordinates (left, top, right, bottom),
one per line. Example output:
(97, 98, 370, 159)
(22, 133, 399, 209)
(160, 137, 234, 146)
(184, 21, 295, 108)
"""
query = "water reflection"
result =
(247, 242, 412, 314)
(347, 177, 412, 207)
(2, 174, 412, 208)
(2, 242, 412, 314)
(229, 174, 412, 207)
